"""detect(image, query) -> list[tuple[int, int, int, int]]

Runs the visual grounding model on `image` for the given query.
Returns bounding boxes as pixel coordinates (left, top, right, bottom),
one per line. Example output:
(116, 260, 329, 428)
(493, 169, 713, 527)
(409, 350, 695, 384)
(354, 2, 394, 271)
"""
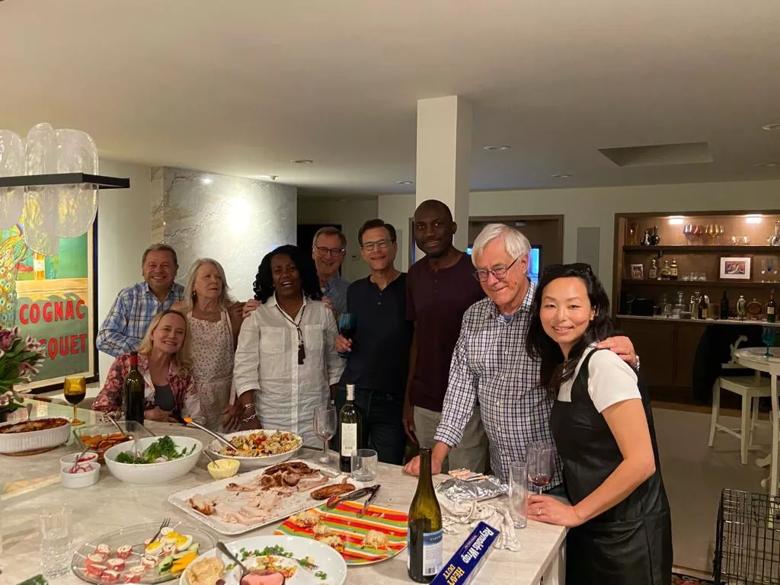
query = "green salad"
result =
(115, 436, 195, 464)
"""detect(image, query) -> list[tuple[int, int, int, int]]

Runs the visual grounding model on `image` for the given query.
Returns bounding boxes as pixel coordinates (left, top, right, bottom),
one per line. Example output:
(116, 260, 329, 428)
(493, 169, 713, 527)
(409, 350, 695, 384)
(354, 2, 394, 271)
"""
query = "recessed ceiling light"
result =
(746, 214, 763, 224)
(761, 123, 780, 131)
(551, 173, 572, 179)
(200, 176, 213, 185)
(396, 180, 414, 185)
(754, 162, 778, 168)
(668, 216, 685, 225)
(293, 159, 314, 164)
(482, 145, 512, 151)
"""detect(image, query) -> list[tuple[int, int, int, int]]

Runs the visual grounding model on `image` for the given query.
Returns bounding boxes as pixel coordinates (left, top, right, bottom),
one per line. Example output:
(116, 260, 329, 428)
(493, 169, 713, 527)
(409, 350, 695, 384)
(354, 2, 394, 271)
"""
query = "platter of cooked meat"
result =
(168, 460, 365, 535)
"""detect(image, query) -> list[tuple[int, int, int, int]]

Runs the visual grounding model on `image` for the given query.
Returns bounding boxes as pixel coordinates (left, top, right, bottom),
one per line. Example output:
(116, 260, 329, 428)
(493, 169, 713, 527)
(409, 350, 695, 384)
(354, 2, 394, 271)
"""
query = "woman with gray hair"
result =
(174, 258, 245, 430)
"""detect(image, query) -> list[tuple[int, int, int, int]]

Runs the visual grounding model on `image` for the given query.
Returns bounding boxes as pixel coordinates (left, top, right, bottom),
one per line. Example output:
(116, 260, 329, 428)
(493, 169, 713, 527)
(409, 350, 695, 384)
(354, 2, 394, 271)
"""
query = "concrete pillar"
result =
(415, 96, 472, 251)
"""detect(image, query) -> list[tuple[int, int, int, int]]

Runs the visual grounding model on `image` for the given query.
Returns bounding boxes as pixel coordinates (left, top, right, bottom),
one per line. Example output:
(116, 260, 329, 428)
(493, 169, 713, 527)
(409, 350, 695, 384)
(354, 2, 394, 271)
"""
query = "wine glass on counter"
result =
(763, 326, 777, 358)
(527, 441, 555, 494)
(313, 403, 337, 464)
(337, 312, 355, 359)
(63, 376, 86, 426)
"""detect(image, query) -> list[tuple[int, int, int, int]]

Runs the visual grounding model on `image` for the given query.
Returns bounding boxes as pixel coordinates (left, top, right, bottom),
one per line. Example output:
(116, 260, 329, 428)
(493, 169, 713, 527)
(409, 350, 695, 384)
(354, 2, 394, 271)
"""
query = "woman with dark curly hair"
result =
(525, 263, 671, 585)
(232, 245, 344, 442)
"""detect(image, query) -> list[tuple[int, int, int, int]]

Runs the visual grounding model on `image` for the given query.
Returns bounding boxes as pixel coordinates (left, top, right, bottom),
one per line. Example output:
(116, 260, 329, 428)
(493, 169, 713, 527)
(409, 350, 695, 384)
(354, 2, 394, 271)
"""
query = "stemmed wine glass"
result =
(527, 441, 555, 495)
(762, 326, 777, 358)
(313, 403, 337, 464)
(63, 376, 86, 426)
(337, 313, 356, 359)
(683, 224, 694, 245)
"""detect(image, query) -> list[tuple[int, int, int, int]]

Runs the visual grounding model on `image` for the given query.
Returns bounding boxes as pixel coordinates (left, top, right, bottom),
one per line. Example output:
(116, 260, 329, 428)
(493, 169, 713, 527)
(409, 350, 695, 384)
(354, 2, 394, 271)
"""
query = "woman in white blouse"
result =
(233, 245, 344, 445)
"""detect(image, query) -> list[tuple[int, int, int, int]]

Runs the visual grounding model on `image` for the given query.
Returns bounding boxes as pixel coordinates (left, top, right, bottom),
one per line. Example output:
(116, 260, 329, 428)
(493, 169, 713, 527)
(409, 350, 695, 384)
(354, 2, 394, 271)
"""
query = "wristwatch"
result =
(634, 353, 641, 372)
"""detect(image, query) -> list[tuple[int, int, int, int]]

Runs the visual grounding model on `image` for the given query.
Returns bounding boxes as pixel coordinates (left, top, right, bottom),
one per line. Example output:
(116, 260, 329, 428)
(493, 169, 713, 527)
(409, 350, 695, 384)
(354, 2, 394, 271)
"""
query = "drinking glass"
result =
(337, 313, 356, 358)
(40, 504, 71, 579)
(763, 326, 777, 358)
(63, 376, 86, 426)
(351, 448, 378, 482)
(527, 441, 555, 495)
(683, 224, 694, 245)
(508, 461, 528, 529)
(313, 404, 337, 464)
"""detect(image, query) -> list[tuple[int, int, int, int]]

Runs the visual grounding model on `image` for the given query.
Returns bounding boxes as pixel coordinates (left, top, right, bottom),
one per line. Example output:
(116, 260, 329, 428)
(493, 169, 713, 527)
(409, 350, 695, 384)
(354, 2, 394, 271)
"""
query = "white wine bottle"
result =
(407, 448, 443, 582)
(339, 384, 361, 472)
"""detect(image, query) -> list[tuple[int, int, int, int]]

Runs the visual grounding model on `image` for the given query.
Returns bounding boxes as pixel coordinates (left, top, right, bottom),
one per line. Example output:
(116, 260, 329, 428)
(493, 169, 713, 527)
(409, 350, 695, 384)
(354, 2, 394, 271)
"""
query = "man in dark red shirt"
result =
(404, 199, 488, 472)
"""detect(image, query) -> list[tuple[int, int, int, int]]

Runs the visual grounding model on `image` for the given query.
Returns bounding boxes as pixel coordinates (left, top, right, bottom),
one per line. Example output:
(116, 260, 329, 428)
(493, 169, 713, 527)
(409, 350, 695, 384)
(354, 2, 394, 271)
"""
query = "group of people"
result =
(92, 199, 671, 584)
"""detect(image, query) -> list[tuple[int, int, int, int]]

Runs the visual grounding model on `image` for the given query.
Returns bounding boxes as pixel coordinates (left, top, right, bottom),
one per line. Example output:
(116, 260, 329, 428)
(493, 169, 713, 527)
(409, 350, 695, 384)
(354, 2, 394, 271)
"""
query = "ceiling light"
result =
(761, 123, 780, 132)
(668, 216, 685, 225)
(482, 145, 512, 151)
(754, 162, 778, 168)
(745, 214, 763, 224)
(396, 180, 414, 185)
(200, 176, 213, 185)
(257, 175, 278, 181)
(551, 173, 572, 179)
(293, 159, 314, 164)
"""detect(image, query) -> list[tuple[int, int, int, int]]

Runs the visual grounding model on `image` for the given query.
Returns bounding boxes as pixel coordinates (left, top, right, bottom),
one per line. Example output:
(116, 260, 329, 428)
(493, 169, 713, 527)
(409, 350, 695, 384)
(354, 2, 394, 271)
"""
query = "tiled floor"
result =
(654, 404, 772, 574)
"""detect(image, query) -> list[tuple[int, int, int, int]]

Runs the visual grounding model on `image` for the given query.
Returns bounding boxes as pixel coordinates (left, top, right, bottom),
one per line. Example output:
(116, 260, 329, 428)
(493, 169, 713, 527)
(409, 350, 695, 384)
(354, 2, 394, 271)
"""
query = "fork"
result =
(148, 517, 170, 543)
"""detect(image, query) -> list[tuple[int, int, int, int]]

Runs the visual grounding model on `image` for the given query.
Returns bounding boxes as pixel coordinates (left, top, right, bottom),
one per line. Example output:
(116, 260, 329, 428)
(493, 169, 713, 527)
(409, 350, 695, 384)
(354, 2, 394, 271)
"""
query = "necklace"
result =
(276, 304, 306, 365)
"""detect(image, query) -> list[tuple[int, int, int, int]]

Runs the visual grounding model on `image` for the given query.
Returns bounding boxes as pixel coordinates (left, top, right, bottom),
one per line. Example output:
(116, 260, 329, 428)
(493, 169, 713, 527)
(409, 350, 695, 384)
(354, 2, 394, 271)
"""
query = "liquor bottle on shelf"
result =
(689, 292, 700, 320)
(769, 221, 780, 247)
(669, 258, 679, 280)
(648, 257, 658, 280)
(747, 298, 763, 320)
(720, 291, 730, 320)
(700, 294, 710, 320)
(124, 351, 145, 425)
(768, 290, 777, 323)
(660, 259, 671, 280)
(640, 229, 652, 246)
(407, 448, 443, 582)
(650, 225, 661, 246)
(339, 384, 361, 472)
(736, 295, 747, 320)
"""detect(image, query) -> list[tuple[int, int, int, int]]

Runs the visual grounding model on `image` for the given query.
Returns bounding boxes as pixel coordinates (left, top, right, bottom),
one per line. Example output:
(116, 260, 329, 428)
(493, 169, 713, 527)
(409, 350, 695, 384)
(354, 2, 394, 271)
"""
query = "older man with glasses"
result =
(312, 226, 350, 315)
(404, 223, 639, 484)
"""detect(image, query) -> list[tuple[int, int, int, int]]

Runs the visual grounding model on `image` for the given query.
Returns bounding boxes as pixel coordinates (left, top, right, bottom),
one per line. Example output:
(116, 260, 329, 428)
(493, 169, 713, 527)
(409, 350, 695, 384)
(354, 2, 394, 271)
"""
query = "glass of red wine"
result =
(527, 441, 555, 494)
(63, 376, 87, 426)
(337, 312, 355, 358)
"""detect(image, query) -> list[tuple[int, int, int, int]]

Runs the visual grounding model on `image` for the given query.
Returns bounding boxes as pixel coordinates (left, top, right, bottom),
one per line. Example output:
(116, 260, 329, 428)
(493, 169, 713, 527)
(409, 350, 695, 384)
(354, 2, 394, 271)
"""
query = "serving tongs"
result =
(326, 484, 381, 516)
(182, 416, 236, 452)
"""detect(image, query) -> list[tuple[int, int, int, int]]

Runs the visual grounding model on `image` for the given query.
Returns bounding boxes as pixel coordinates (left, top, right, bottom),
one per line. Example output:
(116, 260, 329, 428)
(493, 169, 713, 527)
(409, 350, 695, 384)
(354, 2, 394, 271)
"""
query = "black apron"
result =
(550, 349, 672, 585)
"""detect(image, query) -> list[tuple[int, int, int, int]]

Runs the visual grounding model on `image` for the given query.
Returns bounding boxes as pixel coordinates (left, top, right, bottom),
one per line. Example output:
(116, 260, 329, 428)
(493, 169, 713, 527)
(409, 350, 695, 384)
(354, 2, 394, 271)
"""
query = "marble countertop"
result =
(1, 401, 565, 585)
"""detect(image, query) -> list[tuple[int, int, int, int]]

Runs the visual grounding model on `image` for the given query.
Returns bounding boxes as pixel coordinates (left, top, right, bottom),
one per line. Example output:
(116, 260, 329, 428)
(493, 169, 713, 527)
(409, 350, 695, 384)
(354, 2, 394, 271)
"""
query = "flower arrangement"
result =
(0, 327, 46, 414)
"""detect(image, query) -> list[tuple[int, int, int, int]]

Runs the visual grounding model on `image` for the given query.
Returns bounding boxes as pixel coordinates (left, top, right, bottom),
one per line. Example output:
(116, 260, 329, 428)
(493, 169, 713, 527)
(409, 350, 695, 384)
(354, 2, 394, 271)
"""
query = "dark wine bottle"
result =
(720, 291, 729, 320)
(124, 351, 145, 425)
(768, 290, 777, 323)
(339, 384, 361, 472)
(407, 448, 443, 582)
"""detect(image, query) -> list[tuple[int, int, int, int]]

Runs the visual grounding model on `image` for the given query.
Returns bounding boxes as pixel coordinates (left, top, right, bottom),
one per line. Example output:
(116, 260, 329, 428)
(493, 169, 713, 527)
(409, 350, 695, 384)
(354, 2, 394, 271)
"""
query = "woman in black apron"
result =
(525, 263, 672, 585)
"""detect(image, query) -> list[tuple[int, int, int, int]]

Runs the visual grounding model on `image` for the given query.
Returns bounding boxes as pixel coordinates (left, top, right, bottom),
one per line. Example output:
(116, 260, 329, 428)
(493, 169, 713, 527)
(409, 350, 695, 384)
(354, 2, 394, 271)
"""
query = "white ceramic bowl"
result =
(0, 417, 71, 454)
(59, 451, 99, 471)
(207, 429, 302, 469)
(60, 461, 101, 488)
(104, 436, 202, 484)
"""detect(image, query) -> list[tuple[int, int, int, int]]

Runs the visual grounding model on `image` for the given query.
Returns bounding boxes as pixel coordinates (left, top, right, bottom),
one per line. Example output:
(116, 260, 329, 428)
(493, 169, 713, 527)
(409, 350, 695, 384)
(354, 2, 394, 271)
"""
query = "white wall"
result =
(96, 159, 155, 382)
(378, 179, 780, 294)
(298, 196, 379, 282)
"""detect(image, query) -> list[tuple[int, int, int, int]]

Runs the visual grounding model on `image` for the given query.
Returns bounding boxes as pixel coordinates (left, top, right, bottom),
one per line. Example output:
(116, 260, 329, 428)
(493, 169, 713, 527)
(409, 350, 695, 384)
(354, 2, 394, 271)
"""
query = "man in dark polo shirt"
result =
(334, 218, 412, 464)
(404, 199, 488, 473)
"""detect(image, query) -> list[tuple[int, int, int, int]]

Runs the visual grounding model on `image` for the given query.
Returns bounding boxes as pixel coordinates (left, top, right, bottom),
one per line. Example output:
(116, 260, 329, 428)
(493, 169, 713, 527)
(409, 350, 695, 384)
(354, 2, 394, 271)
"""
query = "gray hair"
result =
(312, 226, 347, 249)
(182, 258, 234, 311)
(471, 223, 531, 266)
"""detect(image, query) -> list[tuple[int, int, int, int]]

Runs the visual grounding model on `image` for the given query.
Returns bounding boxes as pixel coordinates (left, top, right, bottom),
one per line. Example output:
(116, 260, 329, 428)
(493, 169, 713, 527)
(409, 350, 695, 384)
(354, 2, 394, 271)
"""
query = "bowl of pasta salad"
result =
(207, 429, 303, 469)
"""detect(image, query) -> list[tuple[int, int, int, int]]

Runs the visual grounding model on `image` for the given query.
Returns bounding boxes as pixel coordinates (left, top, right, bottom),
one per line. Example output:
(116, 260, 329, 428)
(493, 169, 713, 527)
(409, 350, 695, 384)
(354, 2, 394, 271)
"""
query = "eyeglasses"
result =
(473, 256, 521, 282)
(314, 245, 345, 257)
(361, 239, 392, 252)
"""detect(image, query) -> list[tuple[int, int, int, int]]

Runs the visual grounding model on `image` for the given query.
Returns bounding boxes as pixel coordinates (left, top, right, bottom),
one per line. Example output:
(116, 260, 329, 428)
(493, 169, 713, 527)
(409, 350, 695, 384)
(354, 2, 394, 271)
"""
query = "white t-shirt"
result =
(558, 346, 641, 413)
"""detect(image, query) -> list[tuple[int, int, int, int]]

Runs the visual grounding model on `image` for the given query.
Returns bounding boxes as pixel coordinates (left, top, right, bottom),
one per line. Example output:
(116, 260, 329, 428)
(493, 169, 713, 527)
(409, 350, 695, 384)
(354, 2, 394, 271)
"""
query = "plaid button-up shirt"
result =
(434, 281, 563, 486)
(96, 281, 185, 357)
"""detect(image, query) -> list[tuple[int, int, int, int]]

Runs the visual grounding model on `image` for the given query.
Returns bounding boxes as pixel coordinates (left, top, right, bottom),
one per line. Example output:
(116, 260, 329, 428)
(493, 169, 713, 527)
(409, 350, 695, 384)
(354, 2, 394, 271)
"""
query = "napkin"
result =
(436, 488, 521, 551)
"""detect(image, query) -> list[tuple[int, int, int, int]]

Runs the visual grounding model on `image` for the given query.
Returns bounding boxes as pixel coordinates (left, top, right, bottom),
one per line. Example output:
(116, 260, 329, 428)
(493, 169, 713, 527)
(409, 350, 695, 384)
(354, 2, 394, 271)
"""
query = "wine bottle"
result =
(720, 290, 729, 320)
(407, 448, 443, 582)
(124, 351, 145, 425)
(768, 290, 777, 323)
(339, 384, 361, 472)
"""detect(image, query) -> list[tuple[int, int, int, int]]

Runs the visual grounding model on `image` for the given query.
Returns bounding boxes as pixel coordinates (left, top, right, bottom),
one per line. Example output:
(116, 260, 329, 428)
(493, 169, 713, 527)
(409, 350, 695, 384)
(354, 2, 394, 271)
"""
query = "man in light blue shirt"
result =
(312, 226, 349, 315)
(96, 244, 184, 357)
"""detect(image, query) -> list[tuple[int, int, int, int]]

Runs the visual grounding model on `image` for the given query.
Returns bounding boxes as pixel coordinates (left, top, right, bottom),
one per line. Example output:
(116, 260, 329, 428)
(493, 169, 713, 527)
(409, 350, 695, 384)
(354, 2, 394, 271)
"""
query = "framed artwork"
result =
(719, 256, 752, 280)
(630, 263, 644, 280)
(1, 224, 96, 390)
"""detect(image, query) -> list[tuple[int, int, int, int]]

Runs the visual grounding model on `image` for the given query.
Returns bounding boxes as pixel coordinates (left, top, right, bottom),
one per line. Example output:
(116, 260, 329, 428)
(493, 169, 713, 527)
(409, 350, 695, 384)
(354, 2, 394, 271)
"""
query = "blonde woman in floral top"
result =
(93, 309, 201, 422)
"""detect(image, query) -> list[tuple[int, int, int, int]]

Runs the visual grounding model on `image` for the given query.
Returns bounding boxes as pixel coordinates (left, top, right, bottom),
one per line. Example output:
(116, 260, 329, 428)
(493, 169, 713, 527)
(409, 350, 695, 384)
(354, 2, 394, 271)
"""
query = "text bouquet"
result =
(0, 327, 46, 416)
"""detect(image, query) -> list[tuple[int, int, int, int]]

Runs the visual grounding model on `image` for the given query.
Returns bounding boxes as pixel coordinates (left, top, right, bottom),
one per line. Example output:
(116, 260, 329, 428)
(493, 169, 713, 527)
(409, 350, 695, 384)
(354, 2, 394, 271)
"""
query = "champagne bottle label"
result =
(769, 306, 776, 315)
(340, 422, 358, 457)
(407, 529, 443, 577)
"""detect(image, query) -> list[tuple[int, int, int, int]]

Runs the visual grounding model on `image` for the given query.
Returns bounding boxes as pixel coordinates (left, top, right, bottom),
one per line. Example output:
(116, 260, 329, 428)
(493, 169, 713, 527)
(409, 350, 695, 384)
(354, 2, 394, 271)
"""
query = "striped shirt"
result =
(434, 280, 563, 486)
(96, 281, 185, 357)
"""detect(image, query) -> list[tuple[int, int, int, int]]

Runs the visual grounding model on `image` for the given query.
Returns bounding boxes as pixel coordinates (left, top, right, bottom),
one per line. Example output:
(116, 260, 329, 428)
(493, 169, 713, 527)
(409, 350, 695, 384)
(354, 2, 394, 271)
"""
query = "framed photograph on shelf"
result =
(719, 256, 752, 280)
(630, 264, 644, 280)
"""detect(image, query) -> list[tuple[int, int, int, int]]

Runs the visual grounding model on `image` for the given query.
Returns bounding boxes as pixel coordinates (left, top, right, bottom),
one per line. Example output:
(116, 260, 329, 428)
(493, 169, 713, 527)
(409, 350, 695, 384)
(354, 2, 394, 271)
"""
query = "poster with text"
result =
(1, 224, 95, 389)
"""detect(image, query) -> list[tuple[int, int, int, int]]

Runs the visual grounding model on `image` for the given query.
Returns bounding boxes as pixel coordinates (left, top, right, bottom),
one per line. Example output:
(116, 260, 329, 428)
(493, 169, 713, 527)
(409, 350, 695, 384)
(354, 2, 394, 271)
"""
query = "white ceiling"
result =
(2, 0, 780, 196)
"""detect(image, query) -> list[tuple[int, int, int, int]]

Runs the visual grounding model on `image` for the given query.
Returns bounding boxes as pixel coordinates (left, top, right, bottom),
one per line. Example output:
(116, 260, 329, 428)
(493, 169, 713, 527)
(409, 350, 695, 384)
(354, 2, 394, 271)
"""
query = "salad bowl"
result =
(104, 435, 202, 484)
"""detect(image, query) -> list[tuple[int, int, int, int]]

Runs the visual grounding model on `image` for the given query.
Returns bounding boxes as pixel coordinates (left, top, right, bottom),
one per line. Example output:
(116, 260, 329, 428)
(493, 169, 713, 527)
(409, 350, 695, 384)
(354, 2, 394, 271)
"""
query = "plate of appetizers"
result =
(276, 501, 408, 565)
(180, 534, 346, 585)
(168, 460, 365, 536)
(71, 520, 215, 584)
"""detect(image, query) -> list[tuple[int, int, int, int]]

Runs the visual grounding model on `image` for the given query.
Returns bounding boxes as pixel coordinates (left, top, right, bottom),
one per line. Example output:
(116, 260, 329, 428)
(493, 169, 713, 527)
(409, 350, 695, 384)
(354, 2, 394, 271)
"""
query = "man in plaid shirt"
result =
(96, 244, 184, 357)
(404, 224, 637, 485)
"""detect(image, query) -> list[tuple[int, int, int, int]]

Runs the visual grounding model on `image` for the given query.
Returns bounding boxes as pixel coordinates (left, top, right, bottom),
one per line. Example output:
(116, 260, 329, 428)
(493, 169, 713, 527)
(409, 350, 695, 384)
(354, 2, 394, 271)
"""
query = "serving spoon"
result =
(182, 417, 237, 452)
(217, 541, 249, 580)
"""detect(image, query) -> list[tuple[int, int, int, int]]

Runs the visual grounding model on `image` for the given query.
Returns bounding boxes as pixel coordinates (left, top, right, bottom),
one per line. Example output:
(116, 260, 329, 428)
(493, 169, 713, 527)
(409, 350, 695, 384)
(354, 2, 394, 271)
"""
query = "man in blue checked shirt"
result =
(96, 244, 185, 357)
(404, 223, 638, 486)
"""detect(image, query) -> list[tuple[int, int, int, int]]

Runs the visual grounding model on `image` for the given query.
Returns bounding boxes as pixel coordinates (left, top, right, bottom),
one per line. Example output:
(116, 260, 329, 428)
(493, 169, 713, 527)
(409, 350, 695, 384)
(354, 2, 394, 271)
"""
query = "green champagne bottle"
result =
(407, 448, 443, 582)
(124, 351, 145, 425)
